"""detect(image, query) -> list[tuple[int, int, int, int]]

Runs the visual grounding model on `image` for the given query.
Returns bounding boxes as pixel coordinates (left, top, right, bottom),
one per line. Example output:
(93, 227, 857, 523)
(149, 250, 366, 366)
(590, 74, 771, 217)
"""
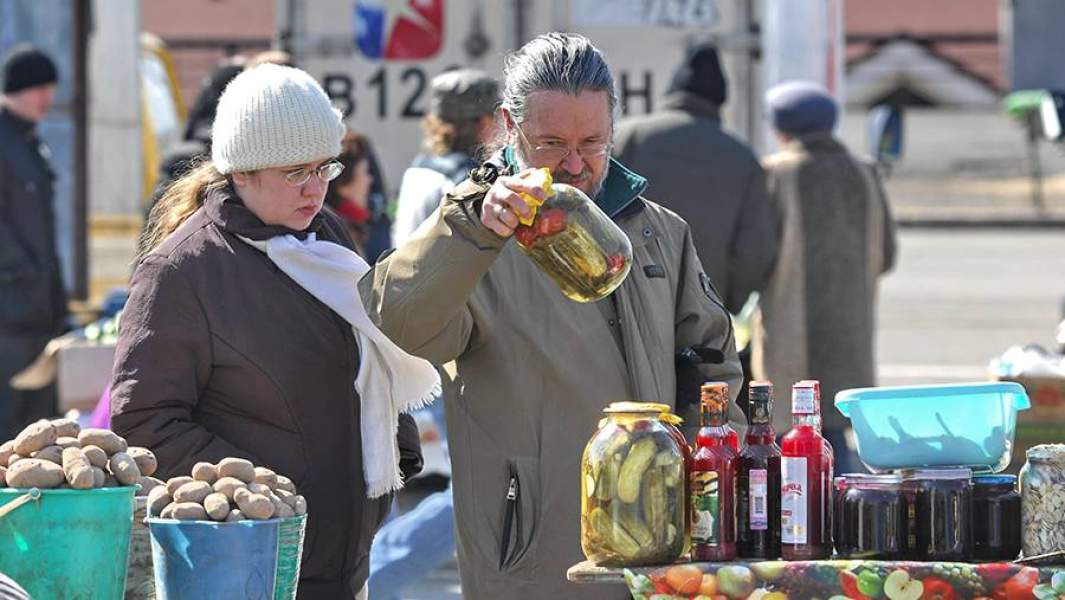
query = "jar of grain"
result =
(1020, 444, 1065, 556)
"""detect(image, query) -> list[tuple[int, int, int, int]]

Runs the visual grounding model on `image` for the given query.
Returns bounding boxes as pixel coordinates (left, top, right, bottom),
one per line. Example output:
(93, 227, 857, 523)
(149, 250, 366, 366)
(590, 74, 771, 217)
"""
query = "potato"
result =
(275, 475, 296, 494)
(92, 467, 106, 488)
(6, 454, 21, 467)
(216, 458, 255, 483)
(82, 445, 107, 469)
(31, 445, 63, 465)
(293, 495, 307, 516)
(55, 437, 80, 450)
(204, 492, 230, 521)
(224, 509, 244, 523)
(62, 448, 94, 490)
(147, 486, 172, 517)
(108, 452, 141, 486)
(159, 503, 176, 519)
(104, 474, 119, 487)
(0, 465, 6, 487)
(6, 458, 64, 488)
(137, 476, 165, 497)
(170, 502, 208, 521)
(246, 482, 272, 496)
(234, 487, 275, 520)
(271, 494, 295, 518)
(191, 462, 218, 484)
(212, 477, 247, 502)
(127, 447, 158, 477)
(50, 418, 80, 439)
(166, 476, 194, 496)
(14, 421, 57, 455)
(0, 441, 14, 466)
(253, 467, 278, 489)
(77, 429, 126, 456)
(173, 480, 212, 504)
(276, 488, 297, 507)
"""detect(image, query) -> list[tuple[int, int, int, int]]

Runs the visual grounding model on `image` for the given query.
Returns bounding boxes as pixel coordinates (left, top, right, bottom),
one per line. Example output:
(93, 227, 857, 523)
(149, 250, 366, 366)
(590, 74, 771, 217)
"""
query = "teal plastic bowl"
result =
(835, 382, 1030, 473)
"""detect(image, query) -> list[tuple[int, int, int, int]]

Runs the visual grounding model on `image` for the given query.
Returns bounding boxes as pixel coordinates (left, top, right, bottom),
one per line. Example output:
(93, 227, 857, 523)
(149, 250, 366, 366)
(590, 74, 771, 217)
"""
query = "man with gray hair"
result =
(361, 33, 741, 598)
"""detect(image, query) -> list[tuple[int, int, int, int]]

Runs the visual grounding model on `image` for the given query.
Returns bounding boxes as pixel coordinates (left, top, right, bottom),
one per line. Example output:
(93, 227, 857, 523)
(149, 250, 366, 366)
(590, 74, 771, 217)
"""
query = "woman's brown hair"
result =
(138, 160, 229, 261)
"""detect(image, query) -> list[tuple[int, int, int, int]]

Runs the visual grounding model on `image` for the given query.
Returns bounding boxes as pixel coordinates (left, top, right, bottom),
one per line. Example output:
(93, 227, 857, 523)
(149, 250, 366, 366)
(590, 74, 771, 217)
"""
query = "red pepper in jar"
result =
(536, 208, 567, 237)
(606, 253, 626, 275)
(514, 224, 537, 248)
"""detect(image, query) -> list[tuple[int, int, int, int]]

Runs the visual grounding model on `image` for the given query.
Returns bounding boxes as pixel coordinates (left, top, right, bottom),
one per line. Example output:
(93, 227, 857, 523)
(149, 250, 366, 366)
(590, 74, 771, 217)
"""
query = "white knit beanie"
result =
(211, 64, 344, 174)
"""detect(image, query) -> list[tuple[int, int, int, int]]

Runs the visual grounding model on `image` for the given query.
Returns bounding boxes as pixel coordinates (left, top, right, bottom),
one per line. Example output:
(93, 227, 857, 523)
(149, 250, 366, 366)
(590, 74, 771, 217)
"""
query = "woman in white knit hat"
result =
(110, 64, 435, 599)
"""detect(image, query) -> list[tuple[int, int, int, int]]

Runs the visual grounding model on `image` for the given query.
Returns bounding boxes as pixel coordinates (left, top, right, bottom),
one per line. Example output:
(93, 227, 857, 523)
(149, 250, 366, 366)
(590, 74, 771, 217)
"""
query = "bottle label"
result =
(792, 386, 816, 415)
(690, 471, 720, 545)
(749, 469, 768, 530)
(781, 457, 808, 544)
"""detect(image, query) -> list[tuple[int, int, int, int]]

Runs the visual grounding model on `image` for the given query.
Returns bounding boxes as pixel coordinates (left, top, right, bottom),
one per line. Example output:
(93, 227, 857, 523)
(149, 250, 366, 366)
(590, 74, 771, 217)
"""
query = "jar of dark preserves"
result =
(972, 474, 1021, 560)
(836, 474, 908, 559)
(902, 468, 972, 561)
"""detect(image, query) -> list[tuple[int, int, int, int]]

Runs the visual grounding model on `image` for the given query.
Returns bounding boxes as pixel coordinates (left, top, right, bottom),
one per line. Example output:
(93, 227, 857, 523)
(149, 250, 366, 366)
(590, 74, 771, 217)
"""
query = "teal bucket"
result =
(148, 514, 307, 600)
(0, 487, 136, 599)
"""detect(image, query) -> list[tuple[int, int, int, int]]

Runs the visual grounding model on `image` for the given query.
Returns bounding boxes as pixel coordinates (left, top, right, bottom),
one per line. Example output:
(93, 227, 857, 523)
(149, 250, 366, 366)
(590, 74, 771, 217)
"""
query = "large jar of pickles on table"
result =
(580, 404, 686, 566)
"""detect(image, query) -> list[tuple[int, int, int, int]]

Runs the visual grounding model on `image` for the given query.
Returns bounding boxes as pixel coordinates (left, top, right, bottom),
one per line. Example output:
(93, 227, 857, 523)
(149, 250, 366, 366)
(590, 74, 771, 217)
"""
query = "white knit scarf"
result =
(238, 233, 439, 498)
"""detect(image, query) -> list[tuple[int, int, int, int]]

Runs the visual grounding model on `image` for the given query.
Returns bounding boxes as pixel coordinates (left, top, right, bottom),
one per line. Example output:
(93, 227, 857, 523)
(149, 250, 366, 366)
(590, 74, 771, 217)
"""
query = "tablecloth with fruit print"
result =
(569, 559, 1065, 599)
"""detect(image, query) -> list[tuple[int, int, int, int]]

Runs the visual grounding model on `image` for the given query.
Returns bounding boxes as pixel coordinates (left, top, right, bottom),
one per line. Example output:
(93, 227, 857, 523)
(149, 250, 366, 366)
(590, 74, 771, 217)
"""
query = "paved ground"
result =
(877, 228, 1065, 386)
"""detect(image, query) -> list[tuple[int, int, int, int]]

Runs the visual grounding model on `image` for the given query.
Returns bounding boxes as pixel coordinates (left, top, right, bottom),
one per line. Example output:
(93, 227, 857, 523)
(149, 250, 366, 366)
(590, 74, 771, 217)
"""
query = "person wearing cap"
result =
(359, 33, 741, 599)
(753, 80, 897, 472)
(614, 42, 777, 316)
(613, 43, 777, 432)
(110, 64, 425, 599)
(0, 44, 66, 441)
(390, 68, 499, 244)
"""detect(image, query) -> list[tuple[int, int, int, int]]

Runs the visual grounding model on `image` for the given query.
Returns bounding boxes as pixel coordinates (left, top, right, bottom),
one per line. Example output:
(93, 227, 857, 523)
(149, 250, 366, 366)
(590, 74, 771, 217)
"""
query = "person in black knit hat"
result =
(613, 41, 778, 432)
(0, 43, 66, 441)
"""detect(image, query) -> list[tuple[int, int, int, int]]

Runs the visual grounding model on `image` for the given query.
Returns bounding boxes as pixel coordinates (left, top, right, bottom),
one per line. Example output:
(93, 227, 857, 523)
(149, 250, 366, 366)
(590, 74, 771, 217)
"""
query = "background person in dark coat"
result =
(613, 42, 777, 315)
(0, 44, 66, 440)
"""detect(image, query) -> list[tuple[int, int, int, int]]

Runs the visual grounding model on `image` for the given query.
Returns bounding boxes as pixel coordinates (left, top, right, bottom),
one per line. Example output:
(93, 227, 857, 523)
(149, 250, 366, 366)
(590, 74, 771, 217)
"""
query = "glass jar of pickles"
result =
(580, 405, 686, 566)
(512, 169, 633, 303)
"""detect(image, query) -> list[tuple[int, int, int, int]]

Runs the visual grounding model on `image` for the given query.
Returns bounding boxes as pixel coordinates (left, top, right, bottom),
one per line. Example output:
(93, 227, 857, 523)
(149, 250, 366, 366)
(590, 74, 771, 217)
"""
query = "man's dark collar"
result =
(0, 107, 37, 137)
(499, 146, 647, 219)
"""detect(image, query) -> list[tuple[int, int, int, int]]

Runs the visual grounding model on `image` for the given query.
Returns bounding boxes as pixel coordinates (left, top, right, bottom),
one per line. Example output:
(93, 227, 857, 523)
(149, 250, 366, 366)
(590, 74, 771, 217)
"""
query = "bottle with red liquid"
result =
(696, 409, 739, 451)
(780, 381, 833, 560)
(690, 382, 738, 560)
(801, 379, 835, 551)
(737, 381, 782, 558)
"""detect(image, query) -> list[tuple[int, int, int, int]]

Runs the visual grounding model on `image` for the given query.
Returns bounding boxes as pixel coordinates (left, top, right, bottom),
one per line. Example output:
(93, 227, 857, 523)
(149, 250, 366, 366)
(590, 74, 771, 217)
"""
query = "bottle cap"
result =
(791, 382, 817, 415)
(748, 381, 773, 424)
(700, 382, 730, 417)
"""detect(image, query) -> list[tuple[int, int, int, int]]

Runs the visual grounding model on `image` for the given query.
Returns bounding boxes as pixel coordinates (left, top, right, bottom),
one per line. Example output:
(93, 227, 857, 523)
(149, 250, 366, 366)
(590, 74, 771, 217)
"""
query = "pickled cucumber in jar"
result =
(580, 405, 686, 566)
(512, 170, 633, 303)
